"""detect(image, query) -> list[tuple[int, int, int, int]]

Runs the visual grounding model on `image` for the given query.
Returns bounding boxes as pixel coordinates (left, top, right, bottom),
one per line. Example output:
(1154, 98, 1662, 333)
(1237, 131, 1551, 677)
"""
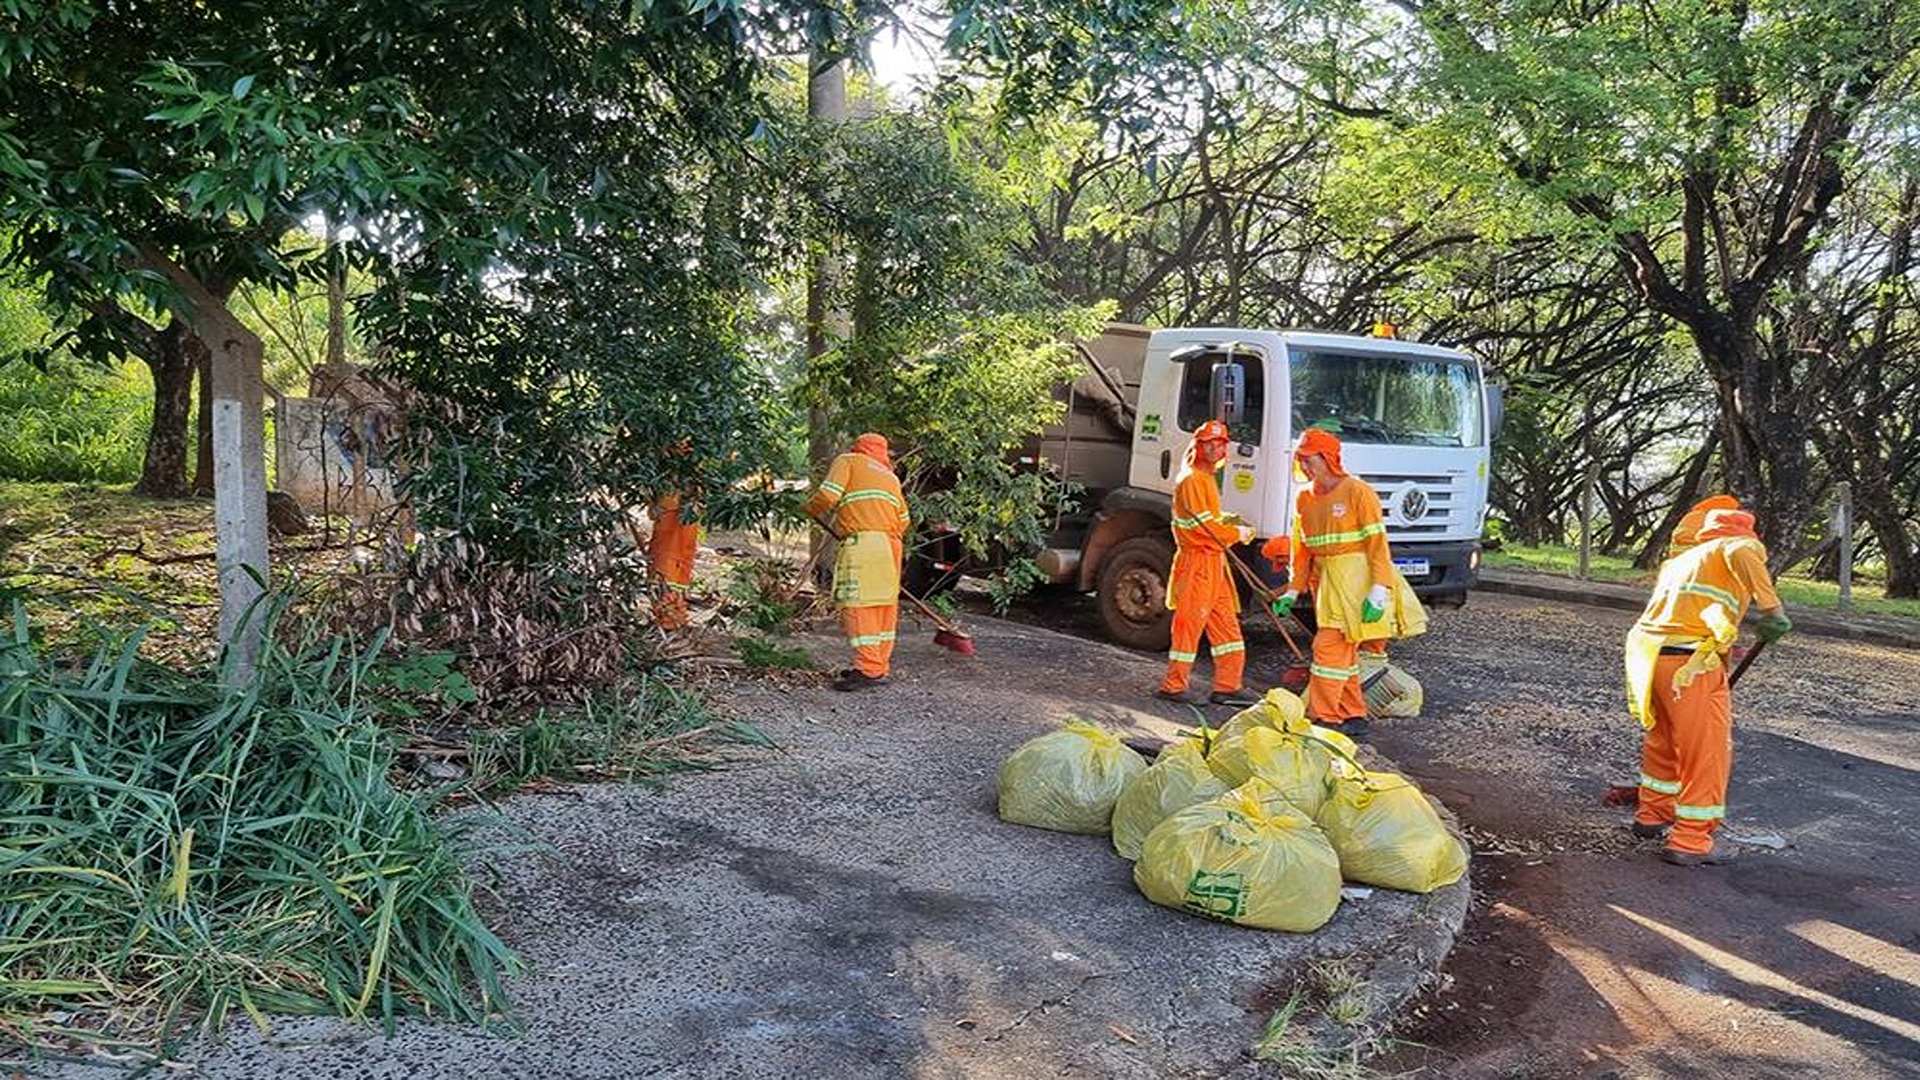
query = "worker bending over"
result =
(1264, 428, 1421, 738)
(1157, 420, 1258, 707)
(804, 433, 911, 692)
(1624, 507, 1790, 865)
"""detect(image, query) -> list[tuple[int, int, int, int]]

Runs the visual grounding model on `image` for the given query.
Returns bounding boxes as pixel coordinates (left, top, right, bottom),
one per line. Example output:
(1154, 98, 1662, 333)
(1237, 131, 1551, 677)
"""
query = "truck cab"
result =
(1035, 324, 1498, 650)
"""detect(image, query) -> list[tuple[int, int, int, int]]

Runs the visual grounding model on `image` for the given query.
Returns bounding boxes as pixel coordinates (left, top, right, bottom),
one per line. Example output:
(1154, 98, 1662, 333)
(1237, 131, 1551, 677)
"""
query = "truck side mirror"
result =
(1487, 379, 1506, 443)
(1211, 361, 1246, 428)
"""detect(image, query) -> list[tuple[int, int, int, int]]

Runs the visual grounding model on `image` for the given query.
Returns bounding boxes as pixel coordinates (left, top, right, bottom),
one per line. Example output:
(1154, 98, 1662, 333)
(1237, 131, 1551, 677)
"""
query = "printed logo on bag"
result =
(1332, 502, 1347, 517)
(1182, 869, 1247, 920)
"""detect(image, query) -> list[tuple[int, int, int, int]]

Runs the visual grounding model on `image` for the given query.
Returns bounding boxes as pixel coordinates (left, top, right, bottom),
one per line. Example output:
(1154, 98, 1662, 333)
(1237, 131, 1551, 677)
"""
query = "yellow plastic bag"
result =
(1360, 654, 1423, 719)
(997, 720, 1147, 834)
(1216, 688, 1308, 743)
(1111, 736, 1230, 860)
(1207, 725, 1335, 818)
(1314, 772, 1466, 894)
(1134, 778, 1343, 932)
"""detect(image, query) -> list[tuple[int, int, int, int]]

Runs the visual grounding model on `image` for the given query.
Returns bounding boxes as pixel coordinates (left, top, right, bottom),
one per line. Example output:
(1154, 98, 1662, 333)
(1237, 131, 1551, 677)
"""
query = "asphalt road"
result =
(990, 584, 1920, 1079)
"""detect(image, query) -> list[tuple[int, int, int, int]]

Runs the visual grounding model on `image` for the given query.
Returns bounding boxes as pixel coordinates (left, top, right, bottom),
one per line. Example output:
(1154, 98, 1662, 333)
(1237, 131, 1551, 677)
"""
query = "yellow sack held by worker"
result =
(1111, 736, 1230, 860)
(1134, 778, 1343, 932)
(998, 720, 1147, 834)
(1314, 771, 1466, 894)
(1207, 724, 1336, 818)
(1359, 653, 1424, 719)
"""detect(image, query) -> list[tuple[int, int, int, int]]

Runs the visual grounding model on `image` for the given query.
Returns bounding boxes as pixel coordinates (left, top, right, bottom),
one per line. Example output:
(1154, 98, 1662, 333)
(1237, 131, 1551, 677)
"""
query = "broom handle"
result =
(1224, 547, 1308, 663)
(811, 514, 966, 637)
(1729, 639, 1766, 688)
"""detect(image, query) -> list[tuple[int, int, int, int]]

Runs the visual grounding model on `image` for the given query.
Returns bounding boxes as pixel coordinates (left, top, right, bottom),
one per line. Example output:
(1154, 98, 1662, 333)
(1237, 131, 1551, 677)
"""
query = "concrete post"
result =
(1834, 481, 1852, 612)
(211, 329, 271, 679)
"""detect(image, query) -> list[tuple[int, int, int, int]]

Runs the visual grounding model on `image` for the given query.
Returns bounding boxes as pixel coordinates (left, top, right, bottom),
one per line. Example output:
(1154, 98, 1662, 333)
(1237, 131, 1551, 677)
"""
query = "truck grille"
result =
(1359, 472, 1465, 535)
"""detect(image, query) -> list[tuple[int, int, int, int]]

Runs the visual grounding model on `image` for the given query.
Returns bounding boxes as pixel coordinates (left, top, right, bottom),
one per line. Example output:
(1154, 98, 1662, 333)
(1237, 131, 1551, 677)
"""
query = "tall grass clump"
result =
(0, 359, 151, 483)
(0, 610, 519, 1052)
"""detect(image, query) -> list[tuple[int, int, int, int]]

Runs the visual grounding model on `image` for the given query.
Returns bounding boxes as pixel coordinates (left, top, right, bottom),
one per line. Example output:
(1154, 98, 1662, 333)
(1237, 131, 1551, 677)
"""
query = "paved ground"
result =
(1363, 586, 1920, 1080)
(34, 616, 1467, 1079)
(977, 578, 1920, 1078)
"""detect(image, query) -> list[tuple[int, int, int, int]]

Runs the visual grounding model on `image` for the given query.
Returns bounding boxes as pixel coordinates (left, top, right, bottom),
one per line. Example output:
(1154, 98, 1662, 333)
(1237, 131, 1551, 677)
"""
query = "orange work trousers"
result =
(1160, 551, 1246, 695)
(1636, 655, 1732, 856)
(1308, 627, 1367, 723)
(648, 494, 698, 631)
(844, 603, 899, 678)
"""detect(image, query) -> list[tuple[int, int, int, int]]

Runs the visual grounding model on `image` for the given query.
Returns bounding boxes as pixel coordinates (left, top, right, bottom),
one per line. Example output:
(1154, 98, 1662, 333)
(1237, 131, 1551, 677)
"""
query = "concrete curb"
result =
(1475, 568, 1920, 651)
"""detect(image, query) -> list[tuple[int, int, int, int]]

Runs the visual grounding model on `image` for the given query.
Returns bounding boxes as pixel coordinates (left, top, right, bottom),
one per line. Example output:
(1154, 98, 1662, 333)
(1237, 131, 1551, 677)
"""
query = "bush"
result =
(0, 611, 518, 1052)
(0, 358, 150, 483)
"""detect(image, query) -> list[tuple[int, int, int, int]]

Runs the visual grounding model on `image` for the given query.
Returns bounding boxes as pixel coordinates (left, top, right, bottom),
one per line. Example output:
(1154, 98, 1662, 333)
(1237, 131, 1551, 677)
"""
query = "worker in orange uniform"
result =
(1625, 507, 1791, 865)
(804, 433, 911, 692)
(1156, 420, 1258, 707)
(1263, 427, 1421, 738)
(648, 489, 700, 631)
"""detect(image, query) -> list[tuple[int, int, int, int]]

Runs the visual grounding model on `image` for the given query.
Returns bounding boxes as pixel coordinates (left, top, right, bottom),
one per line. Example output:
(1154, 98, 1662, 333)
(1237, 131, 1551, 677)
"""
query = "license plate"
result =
(1394, 558, 1431, 577)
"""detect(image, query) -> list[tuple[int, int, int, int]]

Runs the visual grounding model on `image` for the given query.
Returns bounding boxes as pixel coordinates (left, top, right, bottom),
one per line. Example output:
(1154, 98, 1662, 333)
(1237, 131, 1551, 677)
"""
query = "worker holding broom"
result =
(804, 433, 911, 692)
(1156, 420, 1259, 707)
(1263, 427, 1423, 739)
(1624, 507, 1791, 866)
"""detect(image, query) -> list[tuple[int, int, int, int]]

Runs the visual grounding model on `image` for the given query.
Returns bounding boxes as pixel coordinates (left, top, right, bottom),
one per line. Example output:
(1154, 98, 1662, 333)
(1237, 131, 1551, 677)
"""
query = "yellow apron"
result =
(1314, 554, 1426, 642)
(1623, 605, 1738, 729)
(832, 530, 900, 607)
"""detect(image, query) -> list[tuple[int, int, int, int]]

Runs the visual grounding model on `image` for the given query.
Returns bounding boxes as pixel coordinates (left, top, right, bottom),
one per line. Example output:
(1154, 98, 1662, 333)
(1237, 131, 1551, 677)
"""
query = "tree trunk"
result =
(135, 321, 196, 498)
(1699, 329, 1815, 565)
(1859, 494, 1920, 600)
(192, 347, 215, 495)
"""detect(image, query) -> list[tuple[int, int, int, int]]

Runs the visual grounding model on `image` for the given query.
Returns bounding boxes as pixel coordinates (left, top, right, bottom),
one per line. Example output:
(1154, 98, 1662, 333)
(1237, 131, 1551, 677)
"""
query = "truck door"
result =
(1166, 340, 1277, 531)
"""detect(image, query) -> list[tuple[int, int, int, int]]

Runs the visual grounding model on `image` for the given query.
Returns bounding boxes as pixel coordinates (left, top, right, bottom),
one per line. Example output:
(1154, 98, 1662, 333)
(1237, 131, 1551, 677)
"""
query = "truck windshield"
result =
(1288, 348, 1484, 447)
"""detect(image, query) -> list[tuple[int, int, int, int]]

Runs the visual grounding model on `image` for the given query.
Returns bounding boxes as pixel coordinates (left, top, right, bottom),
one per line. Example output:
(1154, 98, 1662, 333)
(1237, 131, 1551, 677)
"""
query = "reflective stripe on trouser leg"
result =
(844, 603, 898, 678)
(1654, 655, 1733, 855)
(1207, 606, 1246, 693)
(1308, 625, 1365, 721)
(1636, 712, 1680, 826)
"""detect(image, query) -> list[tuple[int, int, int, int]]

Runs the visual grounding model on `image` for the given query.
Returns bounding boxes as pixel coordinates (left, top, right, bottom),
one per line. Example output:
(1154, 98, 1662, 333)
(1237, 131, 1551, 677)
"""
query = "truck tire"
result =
(1097, 535, 1175, 652)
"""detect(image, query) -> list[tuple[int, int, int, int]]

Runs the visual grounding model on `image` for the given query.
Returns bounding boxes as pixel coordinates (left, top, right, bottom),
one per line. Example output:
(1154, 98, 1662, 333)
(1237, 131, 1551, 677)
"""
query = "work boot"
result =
(1154, 688, 1192, 704)
(1660, 846, 1736, 867)
(832, 669, 887, 692)
(1630, 821, 1671, 840)
(1207, 688, 1260, 707)
(1328, 717, 1371, 740)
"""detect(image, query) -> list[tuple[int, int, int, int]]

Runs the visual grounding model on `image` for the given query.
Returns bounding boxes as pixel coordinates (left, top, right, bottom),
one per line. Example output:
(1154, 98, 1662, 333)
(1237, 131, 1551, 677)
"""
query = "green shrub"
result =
(0, 359, 151, 483)
(0, 611, 518, 1052)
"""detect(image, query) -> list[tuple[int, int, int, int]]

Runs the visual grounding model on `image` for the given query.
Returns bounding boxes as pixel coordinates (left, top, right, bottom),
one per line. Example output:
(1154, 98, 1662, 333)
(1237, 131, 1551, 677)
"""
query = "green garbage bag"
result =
(1314, 771, 1466, 893)
(1207, 724, 1335, 817)
(997, 720, 1146, 834)
(1134, 778, 1343, 932)
(1111, 735, 1229, 860)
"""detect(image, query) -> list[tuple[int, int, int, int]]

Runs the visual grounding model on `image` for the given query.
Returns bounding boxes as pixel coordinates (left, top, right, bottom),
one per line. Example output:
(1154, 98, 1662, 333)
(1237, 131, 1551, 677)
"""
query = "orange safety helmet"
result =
(1193, 419, 1231, 445)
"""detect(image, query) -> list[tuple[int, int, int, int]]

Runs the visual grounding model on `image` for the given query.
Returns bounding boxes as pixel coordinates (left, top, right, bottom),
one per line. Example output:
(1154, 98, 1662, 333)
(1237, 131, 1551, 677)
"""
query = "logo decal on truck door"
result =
(1140, 413, 1161, 438)
(1232, 469, 1254, 492)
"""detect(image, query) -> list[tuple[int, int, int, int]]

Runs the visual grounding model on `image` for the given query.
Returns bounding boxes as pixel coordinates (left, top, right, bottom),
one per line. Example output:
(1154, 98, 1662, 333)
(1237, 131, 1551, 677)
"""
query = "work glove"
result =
(1270, 591, 1298, 618)
(1755, 610, 1793, 644)
(1362, 583, 1390, 623)
(1235, 524, 1255, 545)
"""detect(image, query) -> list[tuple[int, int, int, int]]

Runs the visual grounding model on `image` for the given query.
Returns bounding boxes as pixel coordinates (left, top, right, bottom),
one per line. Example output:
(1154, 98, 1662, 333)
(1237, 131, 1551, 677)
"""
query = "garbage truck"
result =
(977, 323, 1501, 651)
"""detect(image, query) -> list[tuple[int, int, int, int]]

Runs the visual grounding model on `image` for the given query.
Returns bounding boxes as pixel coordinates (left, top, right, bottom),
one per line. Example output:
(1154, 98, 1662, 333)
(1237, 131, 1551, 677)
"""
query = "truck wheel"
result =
(1097, 536, 1175, 652)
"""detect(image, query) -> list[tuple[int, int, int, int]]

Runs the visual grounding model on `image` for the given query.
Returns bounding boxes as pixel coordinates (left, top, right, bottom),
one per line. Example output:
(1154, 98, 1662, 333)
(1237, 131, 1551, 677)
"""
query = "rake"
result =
(1223, 547, 1311, 693)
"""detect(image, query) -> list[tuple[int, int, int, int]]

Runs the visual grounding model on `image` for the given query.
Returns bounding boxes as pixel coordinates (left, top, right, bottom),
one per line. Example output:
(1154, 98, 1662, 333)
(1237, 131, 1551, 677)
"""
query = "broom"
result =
(1223, 547, 1312, 692)
(811, 515, 976, 656)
